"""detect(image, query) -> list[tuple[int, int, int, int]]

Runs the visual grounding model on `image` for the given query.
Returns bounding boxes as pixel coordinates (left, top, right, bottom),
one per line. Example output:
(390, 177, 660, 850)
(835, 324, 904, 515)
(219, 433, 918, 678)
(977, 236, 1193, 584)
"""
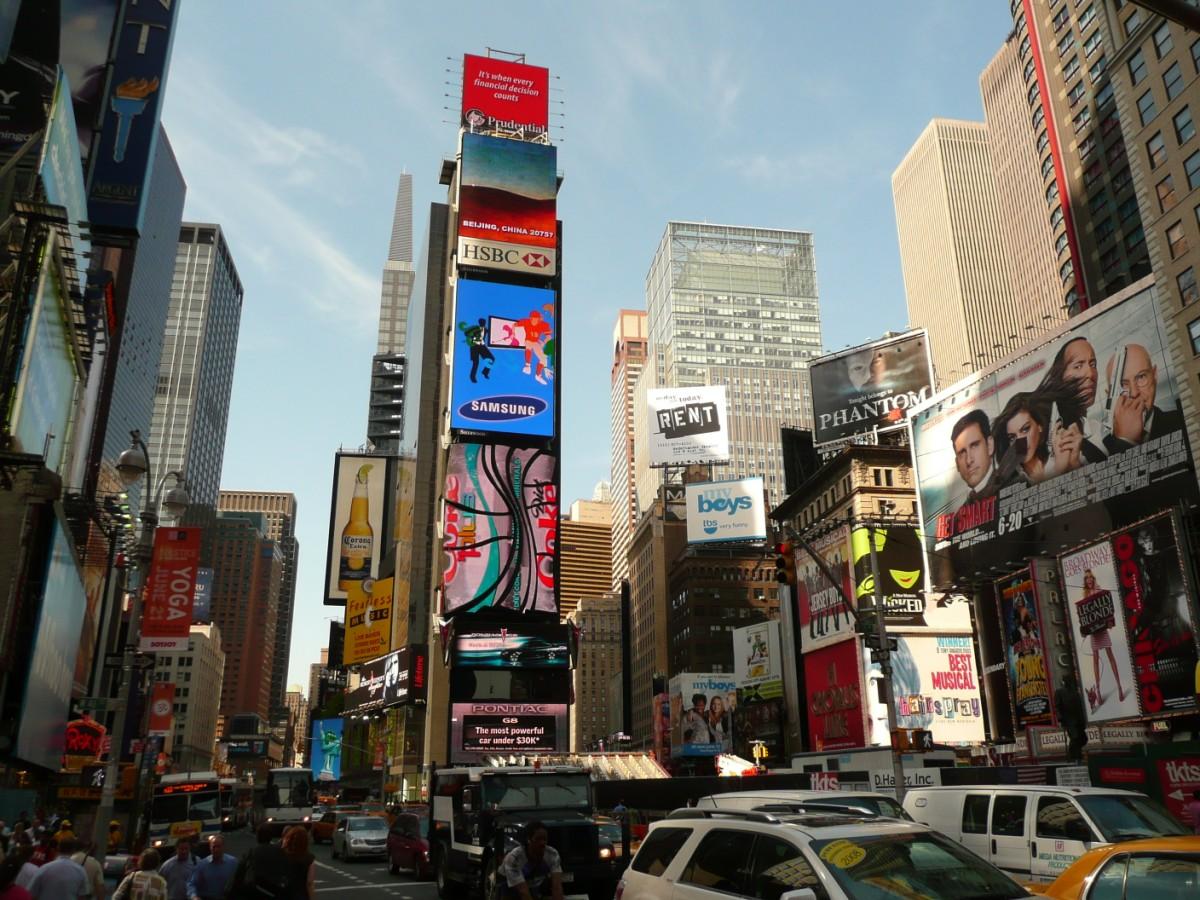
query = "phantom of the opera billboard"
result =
(450, 277, 557, 438)
(809, 330, 934, 446)
(910, 284, 1197, 588)
(458, 132, 557, 276)
(442, 443, 557, 617)
(461, 53, 550, 137)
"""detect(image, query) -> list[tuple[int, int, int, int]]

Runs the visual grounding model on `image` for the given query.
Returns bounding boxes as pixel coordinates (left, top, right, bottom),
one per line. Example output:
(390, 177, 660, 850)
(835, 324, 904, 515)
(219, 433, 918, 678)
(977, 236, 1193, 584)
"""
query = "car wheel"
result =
(390, 861, 400, 876)
(435, 846, 460, 899)
(332, 843, 339, 860)
(484, 855, 504, 900)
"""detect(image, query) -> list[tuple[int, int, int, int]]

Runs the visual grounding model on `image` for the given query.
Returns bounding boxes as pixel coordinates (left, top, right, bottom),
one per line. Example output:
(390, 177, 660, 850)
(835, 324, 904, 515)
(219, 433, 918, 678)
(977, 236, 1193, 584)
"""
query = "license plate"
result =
(562, 873, 573, 883)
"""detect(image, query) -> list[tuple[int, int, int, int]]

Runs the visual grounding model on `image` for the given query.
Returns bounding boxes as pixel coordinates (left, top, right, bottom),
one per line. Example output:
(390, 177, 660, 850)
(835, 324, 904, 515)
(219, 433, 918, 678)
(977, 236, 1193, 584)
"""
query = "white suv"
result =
(615, 807, 1035, 900)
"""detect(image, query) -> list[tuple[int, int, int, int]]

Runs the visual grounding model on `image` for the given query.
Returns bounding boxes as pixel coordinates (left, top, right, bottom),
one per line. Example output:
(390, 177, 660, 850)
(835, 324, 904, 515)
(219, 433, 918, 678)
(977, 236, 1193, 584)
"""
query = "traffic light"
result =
(774, 542, 796, 585)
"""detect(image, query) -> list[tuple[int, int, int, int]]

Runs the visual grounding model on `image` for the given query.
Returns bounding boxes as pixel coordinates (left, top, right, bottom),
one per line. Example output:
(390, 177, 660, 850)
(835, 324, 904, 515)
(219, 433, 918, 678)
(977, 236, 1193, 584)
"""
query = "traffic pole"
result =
(867, 523, 906, 804)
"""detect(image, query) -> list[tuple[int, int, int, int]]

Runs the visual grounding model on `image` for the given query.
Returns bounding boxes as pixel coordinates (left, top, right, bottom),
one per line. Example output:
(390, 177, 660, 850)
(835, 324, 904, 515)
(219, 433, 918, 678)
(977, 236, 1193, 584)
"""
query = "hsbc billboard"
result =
(458, 132, 558, 277)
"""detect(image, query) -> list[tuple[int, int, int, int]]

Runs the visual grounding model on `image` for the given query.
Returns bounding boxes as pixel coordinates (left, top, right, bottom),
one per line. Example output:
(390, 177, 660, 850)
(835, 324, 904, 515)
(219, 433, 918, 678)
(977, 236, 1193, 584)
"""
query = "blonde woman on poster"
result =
(1079, 568, 1127, 712)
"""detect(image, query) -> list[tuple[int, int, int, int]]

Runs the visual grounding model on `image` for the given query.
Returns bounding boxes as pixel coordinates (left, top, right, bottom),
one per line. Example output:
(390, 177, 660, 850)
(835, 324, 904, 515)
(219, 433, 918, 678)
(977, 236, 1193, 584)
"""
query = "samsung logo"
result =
(459, 395, 547, 422)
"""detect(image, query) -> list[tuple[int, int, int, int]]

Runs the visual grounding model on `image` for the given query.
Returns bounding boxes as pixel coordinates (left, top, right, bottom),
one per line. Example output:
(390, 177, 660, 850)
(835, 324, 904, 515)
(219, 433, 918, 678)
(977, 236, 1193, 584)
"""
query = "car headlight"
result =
(600, 846, 613, 860)
(303, 816, 311, 823)
(267, 817, 274, 823)
(153, 840, 163, 848)
(223, 817, 230, 823)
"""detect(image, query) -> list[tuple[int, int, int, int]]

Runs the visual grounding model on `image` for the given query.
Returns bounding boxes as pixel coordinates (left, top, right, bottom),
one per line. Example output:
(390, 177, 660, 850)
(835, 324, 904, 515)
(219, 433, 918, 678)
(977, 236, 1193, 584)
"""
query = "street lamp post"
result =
(93, 430, 189, 863)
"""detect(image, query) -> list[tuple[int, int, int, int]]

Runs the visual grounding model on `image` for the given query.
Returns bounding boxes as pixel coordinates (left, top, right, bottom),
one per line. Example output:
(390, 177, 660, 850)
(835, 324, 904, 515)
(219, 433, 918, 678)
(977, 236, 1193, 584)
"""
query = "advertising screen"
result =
(865, 634, 986, 745)
(451, 702, 567, 758)
(382, 645, 427, 706)
(310, 719, 343, 782)
(732, 621, 783, 701)
(343, 577, 393, 667)
(345, 656, 387, 714)
(685, 477, 767, 543)
(450, 278, 557, 437)
(910, 285, 1196, 587)
(647, 386, 730, 465)
(803, 639, 867, 752)
(139, 527, 201, 652)
(462, 53, 550, 136)
(442, 443, 557, 616)
(851, 525, 937, 629)
(323, 454, 388, 607)
(795, 526, 856, 653)
(192, 567, 213, 623)
(41, 70, 90, 270)
(810, 330, 934, 446)
(668, 673, 738, 756)
(458, 132, 557, 276)
(997, 570, 1054, 728)
(451, 624, 571, 669)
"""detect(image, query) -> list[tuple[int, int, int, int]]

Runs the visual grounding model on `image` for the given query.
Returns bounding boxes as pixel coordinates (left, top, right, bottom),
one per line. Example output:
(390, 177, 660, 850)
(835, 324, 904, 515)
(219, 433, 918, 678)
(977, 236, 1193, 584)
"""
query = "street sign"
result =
(79, 697, 123, 714)
(870, 649, 890, 663)
(104, 653, 154, 669)
(863, 634, 899, 651)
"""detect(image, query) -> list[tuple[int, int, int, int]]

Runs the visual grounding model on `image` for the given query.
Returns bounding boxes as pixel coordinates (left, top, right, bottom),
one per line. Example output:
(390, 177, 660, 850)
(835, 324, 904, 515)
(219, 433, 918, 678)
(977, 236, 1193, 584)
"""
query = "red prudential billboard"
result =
(462, 54, 549, 137)
(139, 527, 201, 652)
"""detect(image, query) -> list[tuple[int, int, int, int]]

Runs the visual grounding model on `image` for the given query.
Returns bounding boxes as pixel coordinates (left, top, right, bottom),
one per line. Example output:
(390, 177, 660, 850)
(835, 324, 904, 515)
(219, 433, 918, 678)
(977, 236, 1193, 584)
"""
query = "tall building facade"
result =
(148, 223, 244, 516)
(307, 648, 328, 712)
(210, 512, 281, 725)
(285, 686, 309, 765)
(566, 595, 621, 751)
(559, 502, 613, 620)
(610, 310, 648, 589)
(153, 624, 225, 772)
(217, 491, 299, 718)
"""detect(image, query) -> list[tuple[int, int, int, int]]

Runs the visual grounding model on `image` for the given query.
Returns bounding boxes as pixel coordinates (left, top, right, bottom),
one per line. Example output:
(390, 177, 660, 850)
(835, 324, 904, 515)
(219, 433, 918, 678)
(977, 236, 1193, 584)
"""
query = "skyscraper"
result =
(558, 501, 613, 620)
(153, 624, 225, 771)
(565, 595, 621, 751)
(148, 223, 244, 518)
(610, 310, 648, 589)
(641, 222, 820, 507)
(218, 491, 299, 718)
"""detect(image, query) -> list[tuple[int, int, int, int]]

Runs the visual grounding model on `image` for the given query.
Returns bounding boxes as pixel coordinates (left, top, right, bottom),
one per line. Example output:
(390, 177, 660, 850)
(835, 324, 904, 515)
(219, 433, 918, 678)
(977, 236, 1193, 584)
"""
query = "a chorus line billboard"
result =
(647, 386, 730, 466)
(1061, 513, 1199, 724)
(442, 444, 557, 616)
(810, 330, 934, 446)
(451, 702, 567, 760)
(450, 278, 557, 438)
(458, 132, 557, 276)
(685, 477, 767, 544)
(911, 284, 1196, 587)
(323, 454, 388, 607)
(462, 54, 549, 137)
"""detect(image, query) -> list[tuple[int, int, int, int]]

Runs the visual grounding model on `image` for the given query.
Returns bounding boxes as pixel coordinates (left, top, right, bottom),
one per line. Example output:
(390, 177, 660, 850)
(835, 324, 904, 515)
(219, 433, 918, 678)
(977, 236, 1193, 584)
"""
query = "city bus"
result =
(219, 778, 253, 830)
(261, 767, 315, 832)
(150, 772, 223, 850)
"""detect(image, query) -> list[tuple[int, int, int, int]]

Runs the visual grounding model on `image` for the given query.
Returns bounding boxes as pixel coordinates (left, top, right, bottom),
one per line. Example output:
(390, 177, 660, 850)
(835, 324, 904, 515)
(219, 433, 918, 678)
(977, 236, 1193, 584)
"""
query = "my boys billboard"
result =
(685, 477, 767, 543)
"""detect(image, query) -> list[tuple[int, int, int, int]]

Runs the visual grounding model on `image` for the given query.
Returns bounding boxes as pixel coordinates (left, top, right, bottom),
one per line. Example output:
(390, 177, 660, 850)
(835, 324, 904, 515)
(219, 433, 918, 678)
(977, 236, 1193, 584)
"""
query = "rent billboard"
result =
(803, 639, 867, 752)
(451, 702, 567, 759)
(458, 132, 557, 276)
(442, 443, 557, 616)
(911, 284, 1196, 588)
(647, 386, 730, 466)
(810, 330, 934, 446)
(795, 525, 855, 653)
(997, 569, 1054, 729)
(461, 53, 550, 137)
(685, 477, 767, 544)
(323, 454, 388, 607)
(669, 673, 738, 756)
(310, 718, 343, 782)
(450, 278, 557, 438)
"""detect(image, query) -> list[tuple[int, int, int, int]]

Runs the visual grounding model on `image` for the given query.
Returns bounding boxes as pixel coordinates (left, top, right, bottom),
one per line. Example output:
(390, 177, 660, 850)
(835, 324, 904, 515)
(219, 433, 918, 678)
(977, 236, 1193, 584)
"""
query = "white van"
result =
(902, 785, 1189, 882)
(695, 789, 911, 820)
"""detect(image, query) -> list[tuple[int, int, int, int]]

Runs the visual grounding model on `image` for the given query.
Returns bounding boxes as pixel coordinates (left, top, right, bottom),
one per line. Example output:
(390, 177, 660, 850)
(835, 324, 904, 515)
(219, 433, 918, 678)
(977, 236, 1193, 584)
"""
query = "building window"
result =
(1037, 130, 1050, 155)
(1106, 140, 1127, 166)
(1042, 155, 1056, 180)
(1073, 106, 1092, 132)
(1154, 22, 1174, 59)
(1055, 231, 1070, 254)
(1084, 29, 1103, 56)
(1165, 62, 1185, 101)
(1033, 105, 1046, 131)
(1089, 54, 1108, 82)
(1084, 159, 1104, 188)
(1078, 3, 1097, 30)
(1052, 4, 1071, 31)
(1029, 80, 1042, 106)
(1067, 81, 1086, 106)
(1051, 205, 1065, 229)
(1193, 39, 1200, 73)
(1046, 180, 1060, 204)
(1101, 245, 1122, 272)
(1113, 166, 1132, 192)
(1148, 132, 1167, 168)
(1176, 107, 1196, 145)
(1177, 267, 1199, 306)
(1101, 111, 1121, 136)
(1138, 90, 1158, 125)
(1158, 174, 1179, 212)
(1024, 58, 1037, 83)
(1124, 226, 1145, 253)
(1059, 259, 1074, 283)
(1189, 318, 1200, 354)
(1095, 217, 1116, 243)
(1079, 133, 1097, 159)
(1095, 81, 1115, 110)
(1089, 190, 1109, 216)
(1124, 8, 1142, 36)
(1064, 54, 1082, 81)
(1020, 34, 1031, 60)
(1059, 31, 1077, 57)
(1129, 49, 1148, 85)
(1167, 221, 1188, 258)
(1118, 195, 1139, 221)
(1186, 150, 1200, 189)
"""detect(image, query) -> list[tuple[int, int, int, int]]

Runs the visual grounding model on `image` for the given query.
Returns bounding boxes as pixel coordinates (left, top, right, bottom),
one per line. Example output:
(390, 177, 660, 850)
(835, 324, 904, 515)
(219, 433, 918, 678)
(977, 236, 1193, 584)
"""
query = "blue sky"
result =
(159, 1, 1014, 689)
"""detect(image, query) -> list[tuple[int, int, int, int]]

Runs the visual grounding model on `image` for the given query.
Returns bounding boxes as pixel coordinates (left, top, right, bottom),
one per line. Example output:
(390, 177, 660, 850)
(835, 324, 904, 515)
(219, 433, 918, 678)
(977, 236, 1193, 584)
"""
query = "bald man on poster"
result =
(1102, 342, 1183, 454)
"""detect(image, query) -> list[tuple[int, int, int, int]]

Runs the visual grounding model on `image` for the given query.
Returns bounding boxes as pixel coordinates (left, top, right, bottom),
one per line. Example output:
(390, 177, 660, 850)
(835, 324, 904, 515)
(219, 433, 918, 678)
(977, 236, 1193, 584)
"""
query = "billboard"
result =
(310, 718, 343, 782)
(668, 673, 738, 756)
(652, 691, 671, 761)
(997, 570, 1054, 728)
(849, 525, 967, 630)
(451, 624, 571, 669)
(139, 527, 201, 652)
(685, 477, 767, 544)
(343, 577, 393, 667)
(647, 386, 730, 466)
(795, 526, 855, 652)
(458, 132, 557, 276)
(911, 285, 1196, 587)
(803, 639, 867, 752)
(42, 70, 90, 271)
(450, 278, 557, 437)
(462, 53, 550, 136)
(345, 655, 387, 714)
(732, 620, 783, 702)
(382, 645, 427, 706)
(60, 0, 123, 161)
(192, 567, 213, 623)
(86, 0, 179, 231)
(323, 454, 387, 607)
(451, 702, 567, 759)
(442, 443, 557, 616)
(147, 682, 175, 736)
(810, 330, 934, 446)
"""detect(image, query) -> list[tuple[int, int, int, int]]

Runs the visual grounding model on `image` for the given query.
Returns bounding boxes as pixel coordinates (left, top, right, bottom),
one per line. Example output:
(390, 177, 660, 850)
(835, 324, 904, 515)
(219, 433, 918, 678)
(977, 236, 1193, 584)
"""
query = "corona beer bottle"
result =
(339, 464, 374, 590)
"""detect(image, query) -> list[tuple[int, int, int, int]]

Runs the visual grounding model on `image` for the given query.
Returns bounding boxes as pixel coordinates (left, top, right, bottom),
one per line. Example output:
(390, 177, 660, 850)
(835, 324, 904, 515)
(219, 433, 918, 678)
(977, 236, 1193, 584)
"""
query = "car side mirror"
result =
(780, 891, 818, 900)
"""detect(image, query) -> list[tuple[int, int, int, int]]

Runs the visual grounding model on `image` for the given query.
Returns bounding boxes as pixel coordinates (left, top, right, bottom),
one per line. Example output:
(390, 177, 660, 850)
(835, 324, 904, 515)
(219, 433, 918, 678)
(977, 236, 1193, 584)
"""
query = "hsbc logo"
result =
(457, 236, 556, 276)
(522, 252, 549, 268)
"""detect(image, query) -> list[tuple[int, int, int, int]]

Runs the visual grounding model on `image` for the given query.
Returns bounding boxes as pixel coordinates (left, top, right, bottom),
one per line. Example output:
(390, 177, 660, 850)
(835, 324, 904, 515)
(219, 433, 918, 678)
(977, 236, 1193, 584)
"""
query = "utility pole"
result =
(865, 521, 907, 804)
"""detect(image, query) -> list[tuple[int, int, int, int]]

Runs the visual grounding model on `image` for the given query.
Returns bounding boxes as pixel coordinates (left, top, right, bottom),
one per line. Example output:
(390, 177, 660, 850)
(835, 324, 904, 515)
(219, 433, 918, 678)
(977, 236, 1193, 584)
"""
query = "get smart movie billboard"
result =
(461, 54, 549, 136)
(450, 278, 557, 438)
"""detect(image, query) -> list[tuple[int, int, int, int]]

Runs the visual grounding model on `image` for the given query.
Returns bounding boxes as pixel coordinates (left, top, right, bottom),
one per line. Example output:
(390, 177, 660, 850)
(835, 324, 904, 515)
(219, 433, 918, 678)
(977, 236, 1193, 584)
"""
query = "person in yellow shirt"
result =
(54, 820, 76, 843)
(108, 821, 123, 852)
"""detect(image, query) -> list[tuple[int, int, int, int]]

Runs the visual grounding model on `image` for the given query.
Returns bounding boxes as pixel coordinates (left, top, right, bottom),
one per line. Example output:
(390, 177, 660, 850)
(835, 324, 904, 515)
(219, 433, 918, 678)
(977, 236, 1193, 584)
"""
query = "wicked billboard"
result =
(810, 330, 934, 446)
(910, 283, 1197, 588)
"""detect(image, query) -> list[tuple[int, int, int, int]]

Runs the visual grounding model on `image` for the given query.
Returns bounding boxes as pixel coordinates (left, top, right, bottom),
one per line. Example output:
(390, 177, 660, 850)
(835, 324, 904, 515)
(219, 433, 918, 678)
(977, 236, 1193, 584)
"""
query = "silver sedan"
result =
(331, 816, 389, 861)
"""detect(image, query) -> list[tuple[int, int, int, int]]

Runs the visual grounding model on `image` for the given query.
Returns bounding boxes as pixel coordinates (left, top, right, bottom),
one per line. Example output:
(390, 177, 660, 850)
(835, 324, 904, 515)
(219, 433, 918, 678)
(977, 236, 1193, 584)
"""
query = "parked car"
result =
(903, 785, 1189, 883)
(388, 812, 432, 879)
(1031, 836, 1200, 899)
(695, 790, 910, 820)
(616, 806, 1035, 900)
(332, 816, 389, 861)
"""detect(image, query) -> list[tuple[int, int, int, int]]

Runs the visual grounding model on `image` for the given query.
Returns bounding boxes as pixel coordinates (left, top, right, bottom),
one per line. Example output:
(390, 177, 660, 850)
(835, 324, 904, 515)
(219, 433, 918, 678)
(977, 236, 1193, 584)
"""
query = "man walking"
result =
(158, 842, 195, 900)
(28, 838, 88, 899)
(186, 836, 237, 900)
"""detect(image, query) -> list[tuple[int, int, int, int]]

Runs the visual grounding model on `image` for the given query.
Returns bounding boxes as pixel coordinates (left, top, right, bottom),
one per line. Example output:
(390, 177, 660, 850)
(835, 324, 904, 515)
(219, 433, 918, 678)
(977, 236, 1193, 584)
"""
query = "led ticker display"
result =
(160, 781, 216, 794)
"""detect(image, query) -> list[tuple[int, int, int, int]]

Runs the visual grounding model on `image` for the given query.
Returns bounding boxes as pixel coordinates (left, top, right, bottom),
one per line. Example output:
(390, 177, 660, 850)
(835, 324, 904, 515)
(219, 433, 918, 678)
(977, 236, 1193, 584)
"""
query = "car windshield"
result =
(482, 775, 591, 811)
(349, 817, 387, 832)
(1077, 795, 1190, 841)
(810, 831, 1031, 900)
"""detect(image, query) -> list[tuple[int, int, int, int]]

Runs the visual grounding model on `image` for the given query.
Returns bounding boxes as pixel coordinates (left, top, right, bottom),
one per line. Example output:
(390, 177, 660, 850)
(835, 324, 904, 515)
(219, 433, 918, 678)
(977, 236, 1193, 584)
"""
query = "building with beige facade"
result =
(610, 309, 648, 589)
(285, 685, 309, 766)
(154, 624, 226, 772)
(566, 594, 622, 751)
(559, 503, 613, 620)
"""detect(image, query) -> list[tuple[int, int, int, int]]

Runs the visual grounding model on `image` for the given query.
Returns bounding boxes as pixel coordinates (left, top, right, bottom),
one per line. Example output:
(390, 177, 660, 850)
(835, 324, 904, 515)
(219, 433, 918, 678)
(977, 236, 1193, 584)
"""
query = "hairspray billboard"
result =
(997, 570, 1054, 728)
(668, 673, 738, 756)
(910, 284, 1197, 589)
(442, 443, 557, 616)
(450, 278, 557, 438)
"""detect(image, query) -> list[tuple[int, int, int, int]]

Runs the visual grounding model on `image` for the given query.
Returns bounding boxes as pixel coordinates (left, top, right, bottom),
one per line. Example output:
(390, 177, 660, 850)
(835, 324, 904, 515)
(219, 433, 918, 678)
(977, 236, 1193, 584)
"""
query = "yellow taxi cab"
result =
(311, 806, 361, 844)
(1030, 836, 1200, 899)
